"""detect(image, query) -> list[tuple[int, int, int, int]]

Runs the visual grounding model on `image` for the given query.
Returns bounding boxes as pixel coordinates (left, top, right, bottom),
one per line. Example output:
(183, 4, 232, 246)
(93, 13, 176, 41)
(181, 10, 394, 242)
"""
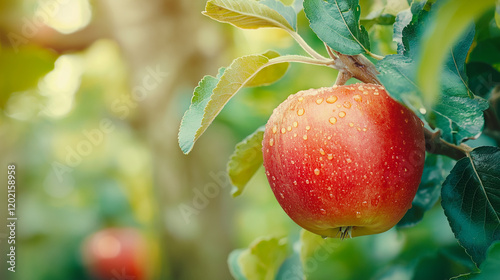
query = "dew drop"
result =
(272, 176, 276, 181)
(329, 193, 333, 198)
(358, 85, 364, 91)
(314, 168, 320, 175)
(346, 158, 352, 163)
(316, 98, 324, 105)
(327, 154, 333, 160)
(343, 101, 352, 109)
(400, 109, 404, 114)
(356, 211, 362, 218)
(329, 117, 337, 124)
(272, 126, 277, 134)
(298, 97, 304, 102)
(326, 96, 338, 104)
(280, 128, 286, 134)
(293, 121, 298, 127)
(349, 122, 354, 127)
(319, 148, 326, 155)
(293, 133, 297, 137)
(287, 126, 292, 131)
(291, 160, 295, 164)
(320, 209, 327, 215)
(374, 91, 380, 95)
(269, 138, 274, 146)
(339, 111, 346, 118)
(306, 179, 310, 184)
(280, 193, 284, 198)
(306, 125, 311, 131)
(297, 108, 305, 116)
(353, 95, 362, 102)
(362, 201, 368, 207)
(404, 118, 409, 123)
(293, 180, 298, 185)
(303, 135, 308, 140)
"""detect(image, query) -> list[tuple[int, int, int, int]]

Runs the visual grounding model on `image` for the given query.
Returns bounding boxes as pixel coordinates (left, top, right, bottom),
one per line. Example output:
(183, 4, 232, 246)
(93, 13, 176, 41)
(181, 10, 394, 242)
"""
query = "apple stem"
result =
(334, 71, 352, 86)
(338, 226, 353, 240)
(424, 129, 473, 160)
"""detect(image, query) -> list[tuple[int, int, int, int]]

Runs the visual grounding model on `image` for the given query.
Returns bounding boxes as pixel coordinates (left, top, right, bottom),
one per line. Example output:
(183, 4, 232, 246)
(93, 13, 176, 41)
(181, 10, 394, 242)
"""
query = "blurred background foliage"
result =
(0, 0, 498, 280)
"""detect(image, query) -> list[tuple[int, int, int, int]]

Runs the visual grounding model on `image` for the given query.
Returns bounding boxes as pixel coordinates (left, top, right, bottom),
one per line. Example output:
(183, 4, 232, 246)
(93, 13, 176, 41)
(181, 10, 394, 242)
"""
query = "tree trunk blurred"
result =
(99, 0, 235, 279)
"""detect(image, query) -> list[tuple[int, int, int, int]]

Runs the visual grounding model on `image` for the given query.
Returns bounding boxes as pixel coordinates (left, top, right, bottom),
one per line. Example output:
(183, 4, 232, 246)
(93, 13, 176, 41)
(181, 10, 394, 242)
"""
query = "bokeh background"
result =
(0, 0, 496, 279)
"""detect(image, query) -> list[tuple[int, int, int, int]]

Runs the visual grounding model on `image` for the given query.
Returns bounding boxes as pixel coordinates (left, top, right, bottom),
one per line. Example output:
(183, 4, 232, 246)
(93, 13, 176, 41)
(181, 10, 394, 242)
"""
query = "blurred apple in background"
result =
(82, 228, 149, 280)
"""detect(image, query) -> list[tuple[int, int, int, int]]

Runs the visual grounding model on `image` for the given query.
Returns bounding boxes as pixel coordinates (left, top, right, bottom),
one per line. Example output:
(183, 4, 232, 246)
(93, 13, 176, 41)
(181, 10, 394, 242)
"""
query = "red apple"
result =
(82, 228, 149, 280)
(262, 84, 425, 238)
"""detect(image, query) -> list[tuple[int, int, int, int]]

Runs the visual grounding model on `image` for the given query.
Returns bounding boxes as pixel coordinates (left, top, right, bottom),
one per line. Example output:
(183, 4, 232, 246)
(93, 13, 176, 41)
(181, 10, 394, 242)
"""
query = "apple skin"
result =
(262, 84, 425, 238)
(81, 227, 148, 280)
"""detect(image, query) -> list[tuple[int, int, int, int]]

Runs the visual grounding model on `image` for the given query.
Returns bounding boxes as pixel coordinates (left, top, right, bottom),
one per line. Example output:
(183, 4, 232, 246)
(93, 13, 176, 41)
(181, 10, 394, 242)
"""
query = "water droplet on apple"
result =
(287, 126, 292, 131)
(362, 201, 368, 207)
(329, 117, 337, 124)
(306, 179, 310, 184)
(339, 111, 346, 118)
(326, 96, 338, 104)
(319, 148, 326, 155)
(269, 138, 274, 146)
(356, 211, 362, 218)
(272, 176, 276, 181)
(293, 180, 297, 185)
(320, 209, 327, 215)
(343, 101, 352, 109)
(353, 94, 362, 102)
(303, 135, 308, 140)
(272, 126, 277, 134)
(327, 154, 333, 160)
(293, 121, 298, 127)
(280, 193, 284, 198)
(297, 108, 305, 116)
(306, 125, 311, 131)
(281, 128, 286, 134)
(316, 98, 324, 105)
(314, 168, 320, 175)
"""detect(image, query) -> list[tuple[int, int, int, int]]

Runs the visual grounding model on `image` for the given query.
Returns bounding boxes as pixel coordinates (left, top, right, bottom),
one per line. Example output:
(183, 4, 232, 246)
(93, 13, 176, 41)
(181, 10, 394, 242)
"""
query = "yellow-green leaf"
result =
(178, 51, 288, 154)
(203, 0, 294, 31)
(227, 127, 264, 197)
(228, 236, 288, 280)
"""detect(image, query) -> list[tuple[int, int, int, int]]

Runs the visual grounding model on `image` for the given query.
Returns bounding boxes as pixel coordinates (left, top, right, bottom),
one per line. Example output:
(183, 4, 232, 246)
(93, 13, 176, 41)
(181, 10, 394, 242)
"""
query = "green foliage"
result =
(228, 236, 289, 280)
(303, 0, 370, 55)
(260, 0, 298, 30)
(441, 147, 500, 265)
(228, 127, 265, 197)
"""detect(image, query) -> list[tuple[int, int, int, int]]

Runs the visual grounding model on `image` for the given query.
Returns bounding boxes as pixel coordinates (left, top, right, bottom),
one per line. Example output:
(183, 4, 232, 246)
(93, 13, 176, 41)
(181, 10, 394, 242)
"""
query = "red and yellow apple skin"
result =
(262, 84, 425, 238)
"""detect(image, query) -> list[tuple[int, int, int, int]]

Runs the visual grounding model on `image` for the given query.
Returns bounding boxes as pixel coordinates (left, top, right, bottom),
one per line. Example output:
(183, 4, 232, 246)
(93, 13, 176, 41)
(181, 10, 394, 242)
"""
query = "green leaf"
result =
(469, 37, 500, 65)
(472, 241, 500, 279)
(393, 8, 412, 54)
(261, 0, 298, 30)
(178, 51, 289, 154)
(398, 154, 455, 227)
(203, 0, 294, 31)
(417, 0, 496, 106)
(228, 127, 264, 197)
(400, 0, 434, 57)
(246, 50, 290, 87)
(228, 236, 288, 280)
(303, 0, 371, 55)
(178, 69, 224, 154)
(466, 62, 500, 98)
(441, 146, 500, 266)
(360, 12, 396, 30)
(228, 249, 248, 280)
(0, 46, 56, 108)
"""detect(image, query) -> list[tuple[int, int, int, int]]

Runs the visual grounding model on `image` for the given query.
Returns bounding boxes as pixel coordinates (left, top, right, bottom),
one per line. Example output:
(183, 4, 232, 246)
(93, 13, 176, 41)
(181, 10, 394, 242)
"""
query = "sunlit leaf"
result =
(261, 0, 297, 30)
(393, 8, 412, 54)
(178, 68, 225, 154)
(398, 154, 455, 227)
(246, 50, 290, 87)
(0, 46, 56, 108)
(303, 0, 370, 55)
(441, 146, 500, 266)
(228, 236, 288, 280)
(496, 2, 500, 28)
(178, 51, 288, 154)
(203, 0, 294, 31)
(228, 127, 264, 197)
(417, 0, 496, 106)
